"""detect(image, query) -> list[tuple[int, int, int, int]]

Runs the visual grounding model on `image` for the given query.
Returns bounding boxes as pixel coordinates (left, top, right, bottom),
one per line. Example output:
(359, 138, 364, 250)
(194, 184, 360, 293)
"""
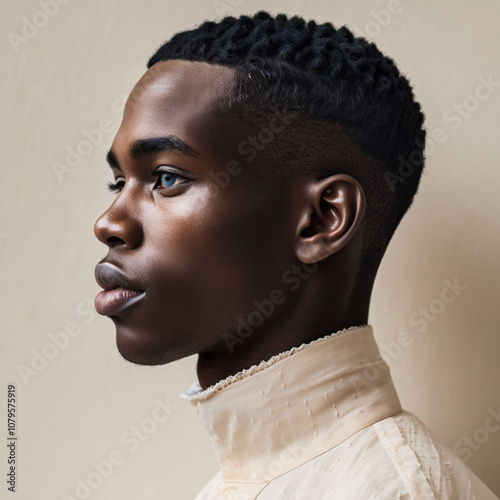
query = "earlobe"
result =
(295, 174, 365, 264)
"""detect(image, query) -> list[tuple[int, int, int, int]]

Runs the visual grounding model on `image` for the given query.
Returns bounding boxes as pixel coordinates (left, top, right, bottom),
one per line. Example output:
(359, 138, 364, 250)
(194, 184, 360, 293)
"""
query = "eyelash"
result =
(106, 168, 189, 193)
(106, 179, 125, 193)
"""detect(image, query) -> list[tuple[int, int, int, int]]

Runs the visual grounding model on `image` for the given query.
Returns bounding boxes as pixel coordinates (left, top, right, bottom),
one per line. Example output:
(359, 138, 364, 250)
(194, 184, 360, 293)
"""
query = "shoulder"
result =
(372, 410, 498, 500)
(255, 410, 498, 499)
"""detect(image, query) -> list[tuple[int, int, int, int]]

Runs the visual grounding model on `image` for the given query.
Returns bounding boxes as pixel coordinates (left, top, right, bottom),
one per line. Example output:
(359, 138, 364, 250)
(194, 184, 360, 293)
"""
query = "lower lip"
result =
(95, 287, 145, 316)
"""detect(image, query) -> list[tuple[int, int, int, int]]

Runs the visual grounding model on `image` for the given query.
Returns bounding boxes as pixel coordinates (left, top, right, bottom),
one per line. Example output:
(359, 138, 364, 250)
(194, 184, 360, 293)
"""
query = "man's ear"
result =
(295, 174, 365, 264)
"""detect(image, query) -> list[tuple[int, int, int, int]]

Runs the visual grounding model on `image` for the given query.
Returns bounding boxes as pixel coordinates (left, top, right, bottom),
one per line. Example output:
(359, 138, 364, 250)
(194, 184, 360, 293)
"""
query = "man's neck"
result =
(196, 306, 369, 390)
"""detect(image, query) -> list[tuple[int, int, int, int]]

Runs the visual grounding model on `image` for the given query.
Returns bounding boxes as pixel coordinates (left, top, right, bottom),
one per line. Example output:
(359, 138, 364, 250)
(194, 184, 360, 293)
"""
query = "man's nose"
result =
(94, 197, 143, 250)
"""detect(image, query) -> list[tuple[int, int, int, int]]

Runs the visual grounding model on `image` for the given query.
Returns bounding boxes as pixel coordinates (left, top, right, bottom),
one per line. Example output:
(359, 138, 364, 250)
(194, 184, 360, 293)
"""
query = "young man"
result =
(93, 10, 498, 499)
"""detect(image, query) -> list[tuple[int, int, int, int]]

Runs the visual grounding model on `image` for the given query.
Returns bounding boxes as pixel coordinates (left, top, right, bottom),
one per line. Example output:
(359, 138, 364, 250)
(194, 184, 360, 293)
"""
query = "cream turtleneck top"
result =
(180, 324, 498, 499)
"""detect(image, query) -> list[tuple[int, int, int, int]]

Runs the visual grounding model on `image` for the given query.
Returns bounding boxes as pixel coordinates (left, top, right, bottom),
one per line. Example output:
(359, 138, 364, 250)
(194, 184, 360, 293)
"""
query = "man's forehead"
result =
(111, 60, 262, 168)
(124, 59, 234, 116)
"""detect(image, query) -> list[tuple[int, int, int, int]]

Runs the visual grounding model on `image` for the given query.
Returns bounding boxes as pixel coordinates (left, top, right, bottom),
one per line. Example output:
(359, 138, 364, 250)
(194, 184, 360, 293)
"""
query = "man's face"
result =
(94, 60, 299, 365)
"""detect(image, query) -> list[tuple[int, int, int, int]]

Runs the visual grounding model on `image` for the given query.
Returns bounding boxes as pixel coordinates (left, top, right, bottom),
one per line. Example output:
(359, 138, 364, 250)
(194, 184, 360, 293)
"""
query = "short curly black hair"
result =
(146, 10, 426, 296)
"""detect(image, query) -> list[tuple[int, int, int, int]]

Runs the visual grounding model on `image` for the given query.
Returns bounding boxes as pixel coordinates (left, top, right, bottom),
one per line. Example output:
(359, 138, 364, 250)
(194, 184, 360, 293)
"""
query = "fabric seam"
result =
(374, 417, 438, 500)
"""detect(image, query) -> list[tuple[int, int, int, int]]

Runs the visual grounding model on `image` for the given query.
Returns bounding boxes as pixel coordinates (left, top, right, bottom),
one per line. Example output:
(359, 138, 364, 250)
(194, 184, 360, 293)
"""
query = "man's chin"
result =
(113, 324, 180, 366)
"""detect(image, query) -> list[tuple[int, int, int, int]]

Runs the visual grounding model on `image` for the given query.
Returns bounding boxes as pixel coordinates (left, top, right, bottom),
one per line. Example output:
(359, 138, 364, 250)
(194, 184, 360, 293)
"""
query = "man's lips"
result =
(94, 262, 145, 316)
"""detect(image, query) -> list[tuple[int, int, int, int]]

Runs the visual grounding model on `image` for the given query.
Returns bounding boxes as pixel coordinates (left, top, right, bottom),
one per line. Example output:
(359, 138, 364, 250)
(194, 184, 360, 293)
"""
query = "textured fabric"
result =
(180, 324, 498, 499)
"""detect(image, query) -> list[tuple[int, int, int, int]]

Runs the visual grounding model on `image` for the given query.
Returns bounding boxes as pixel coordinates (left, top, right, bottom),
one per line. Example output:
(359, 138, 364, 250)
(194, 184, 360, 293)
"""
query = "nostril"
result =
(106, 236, 124, 244)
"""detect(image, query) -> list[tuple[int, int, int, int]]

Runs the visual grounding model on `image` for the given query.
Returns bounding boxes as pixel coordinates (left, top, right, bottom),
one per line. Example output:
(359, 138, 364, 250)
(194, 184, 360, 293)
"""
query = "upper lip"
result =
(95, 262, 143, 292)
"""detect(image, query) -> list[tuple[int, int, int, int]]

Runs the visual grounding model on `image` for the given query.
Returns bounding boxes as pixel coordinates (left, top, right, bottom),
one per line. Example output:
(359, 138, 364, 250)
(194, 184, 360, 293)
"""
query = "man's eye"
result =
(106, 170, 189, 194)
(151, 169, 188, 190)
(107, 178, 125, 193)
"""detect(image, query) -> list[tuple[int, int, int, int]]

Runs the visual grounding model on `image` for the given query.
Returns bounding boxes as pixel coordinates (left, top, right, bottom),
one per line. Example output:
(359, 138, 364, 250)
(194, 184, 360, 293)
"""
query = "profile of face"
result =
(93, 59, 313, 367)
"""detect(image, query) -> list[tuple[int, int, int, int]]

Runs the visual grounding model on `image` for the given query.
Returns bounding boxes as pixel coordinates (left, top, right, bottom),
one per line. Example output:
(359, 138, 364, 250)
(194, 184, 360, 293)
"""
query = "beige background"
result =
(1, 0, 499, 498)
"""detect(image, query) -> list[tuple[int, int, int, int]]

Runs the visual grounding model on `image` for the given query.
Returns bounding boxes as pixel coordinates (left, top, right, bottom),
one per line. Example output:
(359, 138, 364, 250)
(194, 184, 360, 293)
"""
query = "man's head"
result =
(94, 11, 425, 375)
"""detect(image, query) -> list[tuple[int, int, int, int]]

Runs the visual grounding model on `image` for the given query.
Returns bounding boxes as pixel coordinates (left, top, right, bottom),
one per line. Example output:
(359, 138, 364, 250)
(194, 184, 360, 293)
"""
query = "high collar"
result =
(180, 324, 402, 483)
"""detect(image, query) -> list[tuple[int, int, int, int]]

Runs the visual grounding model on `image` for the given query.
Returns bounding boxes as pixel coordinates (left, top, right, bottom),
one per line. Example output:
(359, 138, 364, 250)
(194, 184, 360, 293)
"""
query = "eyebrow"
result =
(105, 135, 200, 170)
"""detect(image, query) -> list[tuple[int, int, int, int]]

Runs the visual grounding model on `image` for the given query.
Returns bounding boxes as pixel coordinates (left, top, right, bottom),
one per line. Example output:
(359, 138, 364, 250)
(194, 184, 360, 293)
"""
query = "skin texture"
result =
(94, 59, 368, 390)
